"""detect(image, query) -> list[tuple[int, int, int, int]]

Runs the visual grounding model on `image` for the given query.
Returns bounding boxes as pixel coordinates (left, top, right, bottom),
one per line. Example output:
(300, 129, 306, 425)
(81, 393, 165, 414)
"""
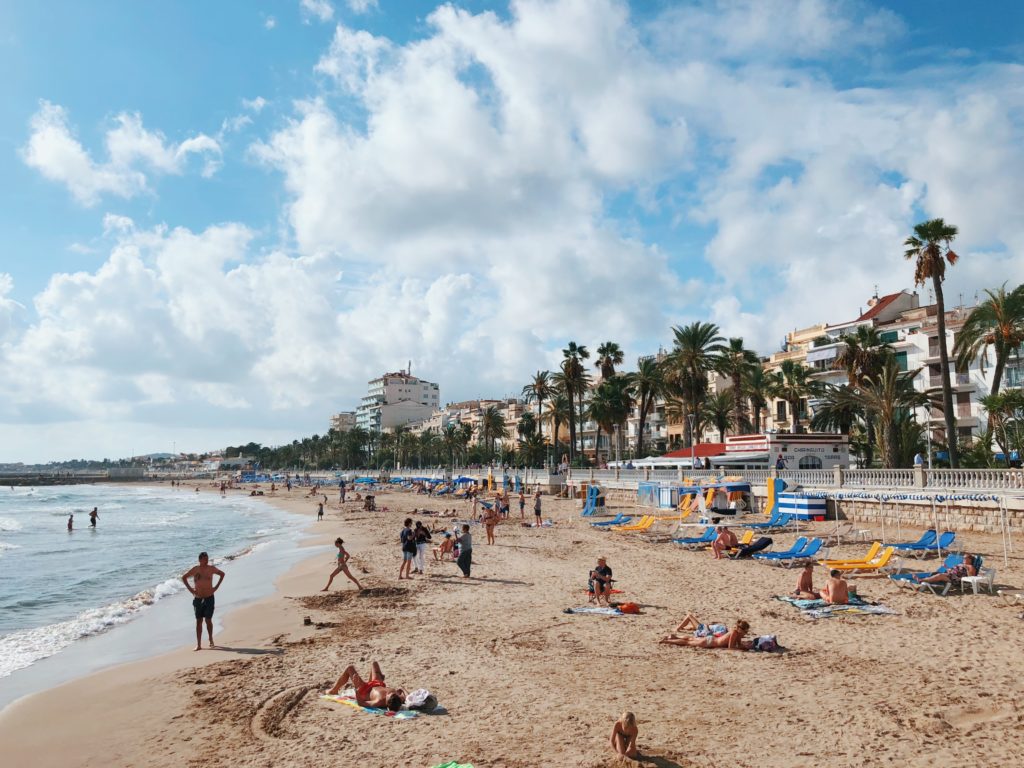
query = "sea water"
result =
(0, 484, 304, 688)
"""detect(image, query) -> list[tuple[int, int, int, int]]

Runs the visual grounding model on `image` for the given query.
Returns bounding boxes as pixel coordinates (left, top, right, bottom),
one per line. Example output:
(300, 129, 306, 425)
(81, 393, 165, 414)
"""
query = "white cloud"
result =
(0, 274, 24, 343)
(300, 0, 334, 23)
(21, 102, 222, 206)
(347, 0, 378, 13)
(242, 96, 268, 113)
(264, 16, 277, 30)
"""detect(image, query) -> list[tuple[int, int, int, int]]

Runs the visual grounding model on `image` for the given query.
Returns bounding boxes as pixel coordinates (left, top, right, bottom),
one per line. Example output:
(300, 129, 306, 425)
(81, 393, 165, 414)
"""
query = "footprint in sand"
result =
(943, 704, 1019, 730)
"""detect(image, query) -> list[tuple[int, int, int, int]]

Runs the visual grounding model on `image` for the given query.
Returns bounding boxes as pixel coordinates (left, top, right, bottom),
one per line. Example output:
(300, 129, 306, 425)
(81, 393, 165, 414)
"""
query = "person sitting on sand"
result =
(328, 661, 407, 711)
(820, 569, 852, 605)
(660, 618, 751, 650)
(433, 532, 455, 561)
(914, 553, 977, 587)
(589, 556, 614, 605)
(710, 525, 738, 559)
(610, 711, 639, 760)
(793, 562, 820, 600)
(323, 537, 363, 591)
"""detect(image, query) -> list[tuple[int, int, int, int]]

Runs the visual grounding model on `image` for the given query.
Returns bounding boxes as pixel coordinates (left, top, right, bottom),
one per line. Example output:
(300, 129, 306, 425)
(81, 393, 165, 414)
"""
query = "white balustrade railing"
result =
(926, 468, 1024, 490)
(842, 469, 915, 488)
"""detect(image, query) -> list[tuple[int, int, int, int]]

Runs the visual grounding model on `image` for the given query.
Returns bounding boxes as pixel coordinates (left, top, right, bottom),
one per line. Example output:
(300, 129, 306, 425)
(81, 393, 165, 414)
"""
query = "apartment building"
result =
(355, 370, 440, 433)
(329, 411, 356, 433)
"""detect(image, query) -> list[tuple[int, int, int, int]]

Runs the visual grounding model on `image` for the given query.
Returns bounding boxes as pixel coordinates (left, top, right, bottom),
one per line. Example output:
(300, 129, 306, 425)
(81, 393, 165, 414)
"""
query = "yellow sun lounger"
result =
(612, 515, 654, 532)
(677, 494, 695, 512)
(819, 541, 882, 567)
(827, 546, 895, 573)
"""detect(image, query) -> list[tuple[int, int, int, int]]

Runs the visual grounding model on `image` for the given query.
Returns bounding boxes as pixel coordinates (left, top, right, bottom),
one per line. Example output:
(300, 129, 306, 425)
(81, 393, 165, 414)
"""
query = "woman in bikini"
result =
(659, 619, 751, 650)
(610, 711, 639, 759)
(322, 538, 363, 591)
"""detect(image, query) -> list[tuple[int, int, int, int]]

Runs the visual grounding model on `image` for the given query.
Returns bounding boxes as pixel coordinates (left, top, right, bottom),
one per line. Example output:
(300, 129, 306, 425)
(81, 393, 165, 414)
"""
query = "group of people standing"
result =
(399, 518, 474, 578)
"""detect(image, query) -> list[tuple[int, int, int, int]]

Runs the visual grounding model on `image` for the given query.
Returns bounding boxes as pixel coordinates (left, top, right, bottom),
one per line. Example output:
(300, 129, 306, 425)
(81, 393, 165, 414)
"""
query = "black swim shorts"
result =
(193, 595, 215, 620)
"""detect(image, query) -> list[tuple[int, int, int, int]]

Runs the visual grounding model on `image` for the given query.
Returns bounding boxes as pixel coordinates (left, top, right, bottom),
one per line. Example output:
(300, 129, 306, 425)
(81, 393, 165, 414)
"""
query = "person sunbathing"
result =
(433, 533, 455, 561)
(820, 569, 851, 605)
(914, 553, 977, 587)
(660, 618, 750, 650)
(609, 711, 639, 760)
(328, 661, 407, 711)
(793, 562, 820, 599)
(710, 525, 738, 559)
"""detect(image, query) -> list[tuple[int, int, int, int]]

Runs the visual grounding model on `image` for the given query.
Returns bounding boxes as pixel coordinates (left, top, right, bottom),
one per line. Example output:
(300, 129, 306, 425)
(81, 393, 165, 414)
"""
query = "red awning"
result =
(661, 443, 726, 459)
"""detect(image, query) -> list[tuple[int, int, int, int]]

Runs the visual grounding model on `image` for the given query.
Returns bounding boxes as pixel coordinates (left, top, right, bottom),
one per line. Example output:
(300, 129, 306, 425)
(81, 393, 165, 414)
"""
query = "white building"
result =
(355, 371, 440, 433)
(330, 411, 356, 433)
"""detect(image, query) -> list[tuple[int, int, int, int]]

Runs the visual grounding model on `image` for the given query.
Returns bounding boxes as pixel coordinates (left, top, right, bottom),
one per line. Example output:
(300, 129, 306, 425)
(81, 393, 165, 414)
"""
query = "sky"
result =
(1, 0, 1023, 463)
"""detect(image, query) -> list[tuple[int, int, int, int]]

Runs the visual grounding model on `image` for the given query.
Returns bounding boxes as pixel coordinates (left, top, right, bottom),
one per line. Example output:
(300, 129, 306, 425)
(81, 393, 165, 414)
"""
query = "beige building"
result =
(356, 370, 440, 433)
(329, 411, 356, 433)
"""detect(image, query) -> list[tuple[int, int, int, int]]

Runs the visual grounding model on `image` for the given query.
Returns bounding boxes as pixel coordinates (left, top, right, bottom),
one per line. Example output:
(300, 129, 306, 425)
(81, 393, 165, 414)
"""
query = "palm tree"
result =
(595, 341, 624, 380)
(560, 342, 590, 461)
(664, 322, 726, 446)
(521, 370, 554, 428)
(545, 392, 572, 461)
(742, 366, 771, 434)
(717, 338, 759, 432)
(810, 384, 861, 436)
(480, 405, 508, 461)
(842, 357, 938, 468)
(702, 390, 735, 441)
(770, 360, 817, 434)
(834, 326, 890, 386)
(954, 283, 1024, 398)
(905, 217, 961, 467)
(441, 423, 461, 466)
(586, 386, 615, 464)
(980, 390, 1024, 466)
(628, 357, 666, 459)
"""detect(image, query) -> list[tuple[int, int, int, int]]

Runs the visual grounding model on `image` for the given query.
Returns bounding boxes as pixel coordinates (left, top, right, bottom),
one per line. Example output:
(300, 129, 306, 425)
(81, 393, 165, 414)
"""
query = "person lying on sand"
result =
(610, 711, 639, 760)
(793, 562, 820, 600)
(660, 619, 751, 650)
(820, 569, 853, 605)
(328, 661, 407, 711)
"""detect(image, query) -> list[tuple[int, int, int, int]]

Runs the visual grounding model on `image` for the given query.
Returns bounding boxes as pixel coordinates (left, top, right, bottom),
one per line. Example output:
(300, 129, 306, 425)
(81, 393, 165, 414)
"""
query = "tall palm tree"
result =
(521, 370, 554, 428)
(560, 342, 590, 461)
(954, 283, 1024, 398)
(664, 322, 726, 446)
(702, 390, 736, 441)
(842, 357, 938, 468)
(480, 405, 508, 461)
(545, 392, 572, 462)
(441, 423, 461, 466)
(770, 360, 817, 434)
(628, 357, 666, 458)
(810, 384, 861, 436)
(905, 217, 961, 467)
(717, 338, 759, 432)
(742, 366, 771, 434)
(595, 341, 625, 380)
(586, 386, 615, 464)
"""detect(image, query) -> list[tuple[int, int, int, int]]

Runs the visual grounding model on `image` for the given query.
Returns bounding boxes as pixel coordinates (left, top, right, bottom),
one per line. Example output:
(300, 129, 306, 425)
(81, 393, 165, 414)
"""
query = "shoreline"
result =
(0, 484, 330, 713)
(2, 483, 1023, 767)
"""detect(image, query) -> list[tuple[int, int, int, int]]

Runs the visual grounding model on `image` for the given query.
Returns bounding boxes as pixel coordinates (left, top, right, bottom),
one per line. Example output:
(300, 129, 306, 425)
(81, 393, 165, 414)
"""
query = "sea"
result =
(0, 484, 310, 709)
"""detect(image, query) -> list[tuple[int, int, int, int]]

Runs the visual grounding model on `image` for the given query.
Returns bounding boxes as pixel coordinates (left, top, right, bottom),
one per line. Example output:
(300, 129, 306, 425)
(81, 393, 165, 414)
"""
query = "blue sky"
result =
(1, 0, 1023, 462)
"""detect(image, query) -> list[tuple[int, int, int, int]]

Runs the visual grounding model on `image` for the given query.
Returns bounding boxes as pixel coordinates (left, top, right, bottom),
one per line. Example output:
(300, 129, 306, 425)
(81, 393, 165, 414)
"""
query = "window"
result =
(895, 351, 908, 372)
(798, 456, 823, 469)
(880, 330, 899, 344)
(776, 401, 787, 421)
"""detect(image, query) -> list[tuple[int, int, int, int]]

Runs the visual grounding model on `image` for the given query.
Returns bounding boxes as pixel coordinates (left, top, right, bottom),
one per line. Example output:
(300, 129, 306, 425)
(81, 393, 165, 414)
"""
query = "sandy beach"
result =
(1, 484, 1023, 768)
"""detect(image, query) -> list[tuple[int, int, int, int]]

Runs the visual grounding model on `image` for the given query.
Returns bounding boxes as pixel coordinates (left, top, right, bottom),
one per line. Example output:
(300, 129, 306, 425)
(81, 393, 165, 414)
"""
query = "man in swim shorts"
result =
(182, 551, 225, 650)
(328, 661, 407, 711)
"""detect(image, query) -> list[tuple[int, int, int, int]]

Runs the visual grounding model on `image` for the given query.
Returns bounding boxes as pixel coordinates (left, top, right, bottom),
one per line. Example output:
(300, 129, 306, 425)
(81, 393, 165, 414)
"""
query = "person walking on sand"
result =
(323, 537, 362, 591)
(455, 524, 473, 577)
(399, 518, 416, 580)
(182, 552, 225, 650)
(89, 507, 99, 528)
(317, 502, 324, 521)
(610, 711, 639, 760)
(483, 503, 499, 545)
(339, 477, 347, 503)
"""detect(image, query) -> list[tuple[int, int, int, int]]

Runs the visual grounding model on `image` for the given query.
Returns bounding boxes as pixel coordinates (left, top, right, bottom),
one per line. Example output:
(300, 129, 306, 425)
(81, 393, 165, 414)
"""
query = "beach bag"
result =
(752, 635, 778, 652)
(618, 602, 640, 614)
(406, 688, 438, 712)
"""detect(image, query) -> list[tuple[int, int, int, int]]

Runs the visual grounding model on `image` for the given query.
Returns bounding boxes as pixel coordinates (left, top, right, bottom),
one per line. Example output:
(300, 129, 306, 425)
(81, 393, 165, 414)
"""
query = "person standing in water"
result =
(182, 552, 225, 650)
(67, 514, 73, 531)
(89, 507, 99, 528)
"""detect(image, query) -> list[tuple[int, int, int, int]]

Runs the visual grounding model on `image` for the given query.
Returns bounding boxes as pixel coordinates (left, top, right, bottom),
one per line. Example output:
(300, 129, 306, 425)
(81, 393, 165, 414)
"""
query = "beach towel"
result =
(321, 691, 419, 719)
(563, 606, 623, 616)
(773, 595, 897, 619)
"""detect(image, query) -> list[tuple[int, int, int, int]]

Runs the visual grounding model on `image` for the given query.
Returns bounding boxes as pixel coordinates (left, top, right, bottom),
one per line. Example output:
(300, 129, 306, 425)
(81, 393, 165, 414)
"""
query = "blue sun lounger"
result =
(898, 531, 956, 558)
(745, 512, 785, 530)
(753, 537, 808, 561)
(892, 529, 937, 551)
(889, 553, 964, 582)
(761, 538, 823, 566)
(672, 527, 716, 547)
(592, 513, 632, 528)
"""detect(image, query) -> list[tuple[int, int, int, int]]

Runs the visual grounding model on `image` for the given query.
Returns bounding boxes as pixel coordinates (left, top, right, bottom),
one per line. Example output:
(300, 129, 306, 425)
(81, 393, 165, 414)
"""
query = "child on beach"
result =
(317, 502, 324, 521)
(323, 538, 363, 591)
(610, 711, 639, 760)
